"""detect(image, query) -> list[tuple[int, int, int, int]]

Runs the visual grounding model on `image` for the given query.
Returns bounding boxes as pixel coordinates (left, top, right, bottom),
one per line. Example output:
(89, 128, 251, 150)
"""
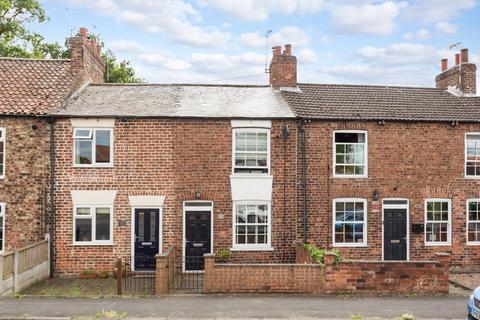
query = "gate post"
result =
(155, 247, 173, 295)
(116, 259, 123, 295)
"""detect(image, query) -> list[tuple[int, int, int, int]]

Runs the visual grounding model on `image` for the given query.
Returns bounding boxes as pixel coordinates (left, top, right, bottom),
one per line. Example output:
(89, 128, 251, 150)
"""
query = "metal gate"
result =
(168, 255, 204, 293)
(121, 256, 156, 295)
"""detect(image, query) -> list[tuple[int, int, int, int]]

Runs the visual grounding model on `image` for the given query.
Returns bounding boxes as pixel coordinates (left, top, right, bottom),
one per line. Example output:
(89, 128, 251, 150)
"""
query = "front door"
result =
(384, 209, 407, 261)
(134, 208, 160, 270)
(184, 208, 211, 271)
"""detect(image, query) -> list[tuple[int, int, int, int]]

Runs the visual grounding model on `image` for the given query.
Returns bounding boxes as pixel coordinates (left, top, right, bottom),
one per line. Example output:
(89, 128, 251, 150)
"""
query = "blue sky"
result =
(36, 0, 479, 88)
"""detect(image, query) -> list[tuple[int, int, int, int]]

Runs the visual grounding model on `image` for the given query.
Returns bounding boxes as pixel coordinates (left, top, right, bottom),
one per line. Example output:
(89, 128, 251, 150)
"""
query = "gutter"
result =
(47, 117, 56, 277)
(298, 120, 308, 244)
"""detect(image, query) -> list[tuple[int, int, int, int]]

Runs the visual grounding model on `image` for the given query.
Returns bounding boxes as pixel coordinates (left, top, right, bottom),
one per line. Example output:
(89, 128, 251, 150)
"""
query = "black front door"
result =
(384, 209, 407, 261)
(185, 211, 211, 271)
(134, 208, 160, 270)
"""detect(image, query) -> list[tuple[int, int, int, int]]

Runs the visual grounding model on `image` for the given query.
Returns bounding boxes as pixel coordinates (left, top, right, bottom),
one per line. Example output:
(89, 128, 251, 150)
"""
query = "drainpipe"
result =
(298, 120, 308, 244)
(47, 117, 56, 277)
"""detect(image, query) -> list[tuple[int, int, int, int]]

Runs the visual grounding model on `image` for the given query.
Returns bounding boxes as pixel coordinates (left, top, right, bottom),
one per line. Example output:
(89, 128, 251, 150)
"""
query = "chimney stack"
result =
(68, 27, 105, 84)
(269, 44, 297, 89)
(435, 48, 476, 95)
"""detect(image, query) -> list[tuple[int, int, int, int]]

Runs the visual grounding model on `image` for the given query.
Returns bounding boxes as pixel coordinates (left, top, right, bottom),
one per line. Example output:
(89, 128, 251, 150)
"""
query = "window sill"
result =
(333, 175, 368, 179)
(73, 165, 114, 168)
(230, 173, 272, 178)
(333, 243, 368, 248)
(230, 246, 274, 252)
(465, 175, 480, 179)
(467, 242, 480, 246)
(424, 242, 451, 247)
(72, 242, 114, 246)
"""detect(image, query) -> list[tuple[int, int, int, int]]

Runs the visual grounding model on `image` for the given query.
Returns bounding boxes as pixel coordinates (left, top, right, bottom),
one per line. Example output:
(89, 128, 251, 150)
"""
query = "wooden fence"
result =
(0, 236, 50, 295)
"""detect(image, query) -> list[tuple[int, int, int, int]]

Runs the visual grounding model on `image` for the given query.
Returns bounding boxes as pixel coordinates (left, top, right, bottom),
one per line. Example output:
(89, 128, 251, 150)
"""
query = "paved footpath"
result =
(0, 295, 469, 319)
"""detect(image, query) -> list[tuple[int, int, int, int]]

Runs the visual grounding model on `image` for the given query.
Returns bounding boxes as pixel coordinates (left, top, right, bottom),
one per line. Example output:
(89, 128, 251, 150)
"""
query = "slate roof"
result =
(282, 83, 480, 122)
(53, 84, 295, 118)
(0, 58, 76, 115)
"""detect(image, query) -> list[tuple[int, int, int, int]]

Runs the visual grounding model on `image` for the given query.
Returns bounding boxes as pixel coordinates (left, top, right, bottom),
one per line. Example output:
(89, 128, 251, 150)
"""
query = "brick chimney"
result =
(435, 48, 476, 96)
(269, 44, 297, 89)
(68, 28, 104, 84)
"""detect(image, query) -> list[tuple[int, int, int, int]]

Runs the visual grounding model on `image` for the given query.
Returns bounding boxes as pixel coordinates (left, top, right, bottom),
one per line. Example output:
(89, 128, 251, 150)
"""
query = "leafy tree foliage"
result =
(103, 52, 144, 83)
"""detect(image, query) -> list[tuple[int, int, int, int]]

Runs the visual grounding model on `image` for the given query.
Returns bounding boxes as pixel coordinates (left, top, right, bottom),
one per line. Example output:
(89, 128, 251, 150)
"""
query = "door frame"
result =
(381, 198, 409, 261)
(182, 200, 214, 273)
(130, 206, 163, 271)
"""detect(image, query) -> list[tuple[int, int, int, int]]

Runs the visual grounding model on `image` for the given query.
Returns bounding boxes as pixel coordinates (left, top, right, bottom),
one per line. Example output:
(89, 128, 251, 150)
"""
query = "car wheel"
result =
(469, 314, 476, 320)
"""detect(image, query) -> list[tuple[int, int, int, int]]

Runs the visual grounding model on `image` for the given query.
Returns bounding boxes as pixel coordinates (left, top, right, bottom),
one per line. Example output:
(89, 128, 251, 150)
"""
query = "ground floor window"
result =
(0, 203, 4, 252)
(468, 199, 480, 244)
(233, 202, 271, 250)
(425, 199, 451, 245)
(333, 198, 367, 247)
(74, 205, 113, 245)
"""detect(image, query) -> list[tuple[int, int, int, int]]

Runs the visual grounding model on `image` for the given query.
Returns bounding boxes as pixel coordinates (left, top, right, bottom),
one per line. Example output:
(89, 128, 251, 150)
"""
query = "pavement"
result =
(0, 295, 470, 319)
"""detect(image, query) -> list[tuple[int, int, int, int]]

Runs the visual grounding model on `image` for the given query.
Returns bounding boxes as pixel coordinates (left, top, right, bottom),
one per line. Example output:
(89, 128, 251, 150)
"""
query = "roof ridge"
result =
(0, 57, 71, 62)
(298, 82, 442, 90)
(89, 83, 270, 88)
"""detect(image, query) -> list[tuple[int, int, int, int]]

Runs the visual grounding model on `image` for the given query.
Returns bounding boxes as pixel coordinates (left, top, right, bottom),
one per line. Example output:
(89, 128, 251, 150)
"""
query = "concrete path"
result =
(0, 295, 469, 319)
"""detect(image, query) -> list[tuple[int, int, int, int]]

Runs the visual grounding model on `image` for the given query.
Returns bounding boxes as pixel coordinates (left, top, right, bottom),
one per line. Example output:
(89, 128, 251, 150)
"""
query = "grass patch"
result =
(23, 278, 117, 298)
(95, 310, 128, 320)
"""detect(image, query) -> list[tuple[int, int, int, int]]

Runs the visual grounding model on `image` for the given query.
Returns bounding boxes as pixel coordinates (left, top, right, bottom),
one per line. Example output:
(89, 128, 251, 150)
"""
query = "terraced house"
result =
(1, 31, 480, 281)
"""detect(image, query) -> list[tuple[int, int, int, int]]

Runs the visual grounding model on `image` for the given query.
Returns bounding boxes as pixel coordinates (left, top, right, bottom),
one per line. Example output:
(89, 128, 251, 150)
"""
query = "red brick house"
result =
(48, 43, 480, 275)
(0, 28, 103, 262)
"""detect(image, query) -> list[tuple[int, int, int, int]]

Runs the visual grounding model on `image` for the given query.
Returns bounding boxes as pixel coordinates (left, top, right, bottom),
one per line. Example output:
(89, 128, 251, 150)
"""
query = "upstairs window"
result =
(425, 199, 451, 245)
(334, 131, 367, 177)
(465, 133, 480, 177)
(0, 128, 5, 179)
(467, 200, 480, 245)
(74, 205, 113, 245)
(73, 128, 113, 166)
(233, 128, 269, 174)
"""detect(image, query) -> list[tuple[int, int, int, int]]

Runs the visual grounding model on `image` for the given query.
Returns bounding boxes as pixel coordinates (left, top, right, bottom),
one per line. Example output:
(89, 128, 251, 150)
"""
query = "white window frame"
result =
(424, 198, 451, 246)
(467, 199, 480, 245)
(231, 201, 273, 251)
(465, 133, 480, 179)
(232, 128, 270, 175)
(332, 198, 368, 247)
(0, 203, 5, 253)
(73, 205, 114, 245)
(73, 128, 114, 167)
(0, 128, 6, 179)
(333, 130, 368, 178)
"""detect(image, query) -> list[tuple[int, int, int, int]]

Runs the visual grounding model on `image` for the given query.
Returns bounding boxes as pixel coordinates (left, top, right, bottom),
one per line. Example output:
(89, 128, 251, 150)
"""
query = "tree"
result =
(103, 51, 144, 83)
(0, 0, 65, 58)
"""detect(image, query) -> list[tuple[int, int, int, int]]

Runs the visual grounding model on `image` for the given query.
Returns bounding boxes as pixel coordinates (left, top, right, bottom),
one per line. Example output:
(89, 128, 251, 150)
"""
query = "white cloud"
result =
(403, 28, 430, 40)
(239, 27, 311, 49)
(62, 0, 231, 48)
(297, 48, 318, 64)
(206, 0, 325, 22)
(403, 0, 475, 23)
(137, 52, 191, 71)
(435, 22, 458, 34)
(107, 40, 143, 52)
(329, 1, 406, 35)
(356, 43, 436, 66)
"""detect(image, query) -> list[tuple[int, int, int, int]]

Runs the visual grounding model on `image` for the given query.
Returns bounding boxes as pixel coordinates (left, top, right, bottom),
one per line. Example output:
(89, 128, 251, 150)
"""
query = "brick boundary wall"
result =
(198, 252, 450, 295)
(155, 246, 174, 295)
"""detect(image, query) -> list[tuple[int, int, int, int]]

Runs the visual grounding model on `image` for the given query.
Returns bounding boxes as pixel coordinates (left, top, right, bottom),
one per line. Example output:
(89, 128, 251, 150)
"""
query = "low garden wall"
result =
(202, 251, 450, 295)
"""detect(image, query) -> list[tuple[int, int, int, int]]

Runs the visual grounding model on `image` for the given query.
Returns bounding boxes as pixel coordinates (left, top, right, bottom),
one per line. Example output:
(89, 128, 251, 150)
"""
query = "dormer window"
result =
(73, 128, 113, 167)
(233, 128, 270, 174)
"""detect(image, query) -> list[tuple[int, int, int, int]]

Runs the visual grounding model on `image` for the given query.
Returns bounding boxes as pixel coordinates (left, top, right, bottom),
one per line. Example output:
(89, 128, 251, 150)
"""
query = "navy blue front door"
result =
(134, 208, 159, 270)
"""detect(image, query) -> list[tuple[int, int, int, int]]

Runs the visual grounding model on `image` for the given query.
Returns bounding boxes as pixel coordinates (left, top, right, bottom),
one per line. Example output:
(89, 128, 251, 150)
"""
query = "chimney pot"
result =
(461, 48, 469, 63)
(79, 27, 88, 38)
(285, 44, 292, 56)
(455, 53, 461, 65)
(441, 59, 448, 72)
(273, 46, 281, 56)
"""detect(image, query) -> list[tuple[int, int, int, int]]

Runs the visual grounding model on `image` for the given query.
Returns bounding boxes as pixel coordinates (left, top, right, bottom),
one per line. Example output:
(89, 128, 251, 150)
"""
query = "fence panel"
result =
(17, 240, 48, 273)
(2, 252, 14, 280)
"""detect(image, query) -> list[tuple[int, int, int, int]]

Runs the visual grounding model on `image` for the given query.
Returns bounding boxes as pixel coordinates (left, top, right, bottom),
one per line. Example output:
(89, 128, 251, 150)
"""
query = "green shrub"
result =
(216, 249, 232, 262)
(303, 244, 342, 265)
(80, 269, 97, 276)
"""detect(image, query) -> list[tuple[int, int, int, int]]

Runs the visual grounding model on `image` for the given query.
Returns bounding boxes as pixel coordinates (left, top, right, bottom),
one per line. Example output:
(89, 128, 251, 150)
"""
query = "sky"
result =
(35, 0, 480, 89)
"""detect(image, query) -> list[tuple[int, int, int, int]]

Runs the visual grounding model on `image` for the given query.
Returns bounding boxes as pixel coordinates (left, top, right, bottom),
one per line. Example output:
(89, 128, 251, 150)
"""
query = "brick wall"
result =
(202, 252, 449, 295)
(298, 120, 480, 268)
(54, 118, 297, 274)
(0, 117, 50, 251)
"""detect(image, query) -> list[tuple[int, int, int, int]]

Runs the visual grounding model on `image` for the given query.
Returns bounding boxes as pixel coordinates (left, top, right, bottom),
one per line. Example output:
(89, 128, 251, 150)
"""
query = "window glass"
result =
(95, 130, 111, 163)
(425, 200, 450, 244)
(234, 130, 269, 174)
(75, 140, 93, 164)
(334, 132, 366, 176)
(466, 134, 480, 176)
(73, 128, 112, 166)
(95, 207, 111, 241)
(334, 200, 366, 245)
(234, 204, 269, 246)
(0, 128, 5, 178)
(75, 219, 92, 242)
(0, 216, 3, 251)
(468, 200, 480, 243)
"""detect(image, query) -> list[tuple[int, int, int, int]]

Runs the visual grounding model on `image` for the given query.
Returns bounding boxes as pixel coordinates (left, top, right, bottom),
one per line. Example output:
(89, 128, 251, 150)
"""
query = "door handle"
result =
(192, 243, 204, 248)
